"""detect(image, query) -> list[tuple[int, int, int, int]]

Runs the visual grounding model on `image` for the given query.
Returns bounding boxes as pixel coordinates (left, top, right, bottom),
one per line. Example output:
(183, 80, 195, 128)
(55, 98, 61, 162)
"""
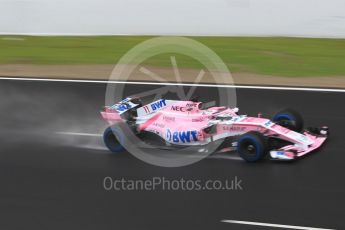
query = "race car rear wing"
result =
(107, 97, 141, 115)
(101, 97, 141, 124)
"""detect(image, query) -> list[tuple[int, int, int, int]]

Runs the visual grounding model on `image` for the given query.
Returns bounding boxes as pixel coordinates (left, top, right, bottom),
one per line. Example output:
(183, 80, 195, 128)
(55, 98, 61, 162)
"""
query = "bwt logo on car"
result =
(151, 99, 166, 110)
(143, 99, 167, 114)
(166, 129, 198, 143)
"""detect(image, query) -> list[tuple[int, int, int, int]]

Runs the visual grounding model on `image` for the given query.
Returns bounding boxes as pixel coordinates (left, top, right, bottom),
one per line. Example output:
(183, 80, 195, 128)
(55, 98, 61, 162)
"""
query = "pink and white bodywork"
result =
(101, 98, 328, 161)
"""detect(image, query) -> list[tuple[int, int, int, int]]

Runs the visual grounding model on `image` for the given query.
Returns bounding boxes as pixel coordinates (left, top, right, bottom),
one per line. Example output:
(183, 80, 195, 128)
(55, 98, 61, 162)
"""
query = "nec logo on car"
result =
(166, 129, 198, 143)
(171, 106, 186, 112)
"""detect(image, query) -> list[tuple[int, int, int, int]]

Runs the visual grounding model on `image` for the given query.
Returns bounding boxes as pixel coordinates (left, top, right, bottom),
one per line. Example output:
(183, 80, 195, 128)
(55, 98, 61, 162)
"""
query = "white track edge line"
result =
(55, 131, 102, 137)
(221, 220, 335, 230)
(1, 77, 345, 93)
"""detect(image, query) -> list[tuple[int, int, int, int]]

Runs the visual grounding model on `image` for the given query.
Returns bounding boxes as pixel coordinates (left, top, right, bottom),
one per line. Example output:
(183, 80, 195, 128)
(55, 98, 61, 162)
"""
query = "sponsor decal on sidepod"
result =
(166, 129, 198, 143)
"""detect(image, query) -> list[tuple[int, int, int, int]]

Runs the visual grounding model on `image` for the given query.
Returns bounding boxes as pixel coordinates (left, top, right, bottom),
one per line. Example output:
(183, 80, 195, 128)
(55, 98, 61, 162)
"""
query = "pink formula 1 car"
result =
(100, 97, 329, 162)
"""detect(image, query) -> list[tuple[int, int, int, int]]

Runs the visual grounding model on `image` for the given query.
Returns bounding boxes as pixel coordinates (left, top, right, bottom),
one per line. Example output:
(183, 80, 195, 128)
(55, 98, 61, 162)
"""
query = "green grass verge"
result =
(0, 35, 344, 77)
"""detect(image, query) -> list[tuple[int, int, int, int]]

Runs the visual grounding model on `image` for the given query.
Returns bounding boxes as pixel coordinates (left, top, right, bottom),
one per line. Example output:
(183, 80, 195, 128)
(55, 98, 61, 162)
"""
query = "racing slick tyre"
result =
(272, 109, 304, 132)
(237, 131, 268, 162)
(103, 126, 125, 153)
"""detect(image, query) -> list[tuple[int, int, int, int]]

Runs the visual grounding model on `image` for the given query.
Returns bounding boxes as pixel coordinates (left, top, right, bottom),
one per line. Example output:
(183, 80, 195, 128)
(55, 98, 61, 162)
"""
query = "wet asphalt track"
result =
(0, 79, 344, 230)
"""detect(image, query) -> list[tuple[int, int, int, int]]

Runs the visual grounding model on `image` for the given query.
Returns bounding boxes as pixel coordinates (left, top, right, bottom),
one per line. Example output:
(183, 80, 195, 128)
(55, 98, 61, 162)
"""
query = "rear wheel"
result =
(237, 131, 268, 162)
(273, 109, 304, 132)
(103, 126, 125, 153)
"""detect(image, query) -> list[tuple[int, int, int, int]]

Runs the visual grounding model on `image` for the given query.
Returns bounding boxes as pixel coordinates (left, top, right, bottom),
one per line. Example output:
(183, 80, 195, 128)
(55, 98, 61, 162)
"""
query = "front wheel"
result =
(237, 131, 268, 162)
(272, 109, 304, 132)
(103, 126, 125, 153)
